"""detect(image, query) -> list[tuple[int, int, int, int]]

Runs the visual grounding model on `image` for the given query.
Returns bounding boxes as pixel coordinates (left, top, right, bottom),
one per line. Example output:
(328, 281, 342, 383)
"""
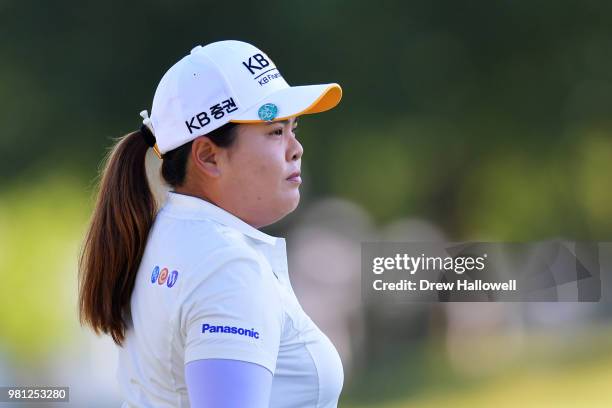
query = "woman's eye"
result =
(270, 128, 283, 136)
(292, 127, 298, 134)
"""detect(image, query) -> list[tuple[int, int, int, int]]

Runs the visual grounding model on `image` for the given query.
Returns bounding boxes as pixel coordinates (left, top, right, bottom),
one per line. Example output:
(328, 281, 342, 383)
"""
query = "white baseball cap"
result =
(140, 40, 343, 157)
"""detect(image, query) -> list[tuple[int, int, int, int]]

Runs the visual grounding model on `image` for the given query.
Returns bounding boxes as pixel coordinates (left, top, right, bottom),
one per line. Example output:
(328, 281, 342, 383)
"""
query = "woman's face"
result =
(216, 117, 303, 228)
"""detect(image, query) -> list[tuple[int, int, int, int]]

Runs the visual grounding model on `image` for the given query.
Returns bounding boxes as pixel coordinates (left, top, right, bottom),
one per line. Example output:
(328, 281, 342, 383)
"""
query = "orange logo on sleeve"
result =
(158, 268, 169, 285)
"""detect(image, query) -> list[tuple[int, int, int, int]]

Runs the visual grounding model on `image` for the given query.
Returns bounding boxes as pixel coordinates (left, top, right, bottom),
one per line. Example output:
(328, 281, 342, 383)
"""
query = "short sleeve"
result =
(181, 255, 283, 374)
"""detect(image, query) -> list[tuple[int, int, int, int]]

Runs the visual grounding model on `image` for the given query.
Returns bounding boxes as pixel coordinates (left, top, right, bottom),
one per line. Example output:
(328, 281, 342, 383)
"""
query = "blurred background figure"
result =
(288, 198, 373, 377)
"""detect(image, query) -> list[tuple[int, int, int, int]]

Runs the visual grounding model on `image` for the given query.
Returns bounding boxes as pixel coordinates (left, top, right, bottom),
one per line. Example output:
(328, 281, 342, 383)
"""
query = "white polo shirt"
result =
(117, 191, 344, 407)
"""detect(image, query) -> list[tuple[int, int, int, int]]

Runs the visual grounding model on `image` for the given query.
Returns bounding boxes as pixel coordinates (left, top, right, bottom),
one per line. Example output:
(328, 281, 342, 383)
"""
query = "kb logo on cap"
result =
(242, 53, 270, 75)
(242, 52, 283, 87)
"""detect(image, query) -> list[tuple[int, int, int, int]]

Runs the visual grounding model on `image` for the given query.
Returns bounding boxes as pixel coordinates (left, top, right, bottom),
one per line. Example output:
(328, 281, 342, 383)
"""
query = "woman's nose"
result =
(288, 136, 303, 161)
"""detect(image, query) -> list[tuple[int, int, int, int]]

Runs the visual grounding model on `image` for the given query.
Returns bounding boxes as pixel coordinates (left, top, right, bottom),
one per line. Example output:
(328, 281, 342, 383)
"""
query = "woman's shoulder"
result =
(149, 213, 265, 278)
(153, 212, 255, 250)
(172, 229, 275, 307)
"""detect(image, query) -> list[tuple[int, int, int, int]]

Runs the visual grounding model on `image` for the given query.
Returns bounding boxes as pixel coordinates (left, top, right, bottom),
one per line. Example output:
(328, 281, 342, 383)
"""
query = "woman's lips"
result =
(286, 171, 301, 184)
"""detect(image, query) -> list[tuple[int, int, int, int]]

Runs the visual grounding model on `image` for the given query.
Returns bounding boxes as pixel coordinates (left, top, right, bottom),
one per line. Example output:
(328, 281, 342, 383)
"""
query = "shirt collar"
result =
(163, 191, 280, 246)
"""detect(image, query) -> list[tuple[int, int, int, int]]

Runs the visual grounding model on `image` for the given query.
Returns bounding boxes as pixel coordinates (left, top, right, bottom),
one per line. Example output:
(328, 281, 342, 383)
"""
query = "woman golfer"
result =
(78, 40, 344, 407)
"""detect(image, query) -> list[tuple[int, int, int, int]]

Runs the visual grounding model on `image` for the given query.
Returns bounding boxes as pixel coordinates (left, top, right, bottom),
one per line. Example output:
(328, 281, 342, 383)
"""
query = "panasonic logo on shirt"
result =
(201, 323, 260, 339)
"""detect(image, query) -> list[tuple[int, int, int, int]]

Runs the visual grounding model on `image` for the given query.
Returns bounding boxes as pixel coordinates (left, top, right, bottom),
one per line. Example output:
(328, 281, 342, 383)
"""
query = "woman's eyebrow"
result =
(266, 118, 299, 126)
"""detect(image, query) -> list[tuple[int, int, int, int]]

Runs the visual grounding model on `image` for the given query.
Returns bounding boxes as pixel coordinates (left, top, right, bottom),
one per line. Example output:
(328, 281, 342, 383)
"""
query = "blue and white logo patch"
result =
(258, 103, 278, 121)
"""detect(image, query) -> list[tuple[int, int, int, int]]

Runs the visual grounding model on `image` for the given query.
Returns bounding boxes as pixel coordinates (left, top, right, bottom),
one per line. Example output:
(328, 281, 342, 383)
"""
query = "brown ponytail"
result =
(78, 122, 239, 346)
(78, 129, 156, 346)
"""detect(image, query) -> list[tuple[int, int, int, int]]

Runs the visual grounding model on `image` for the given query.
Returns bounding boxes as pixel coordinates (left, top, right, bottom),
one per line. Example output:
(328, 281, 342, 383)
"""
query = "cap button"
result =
(190, 45, 203, 54)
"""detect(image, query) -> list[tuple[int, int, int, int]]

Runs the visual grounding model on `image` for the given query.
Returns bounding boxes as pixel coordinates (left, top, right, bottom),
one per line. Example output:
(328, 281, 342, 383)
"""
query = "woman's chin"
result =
(281, 191, 301, 215)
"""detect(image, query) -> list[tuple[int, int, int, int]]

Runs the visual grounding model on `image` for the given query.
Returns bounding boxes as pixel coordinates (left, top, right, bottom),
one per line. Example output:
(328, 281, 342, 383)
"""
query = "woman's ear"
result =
(191, 136, 222, 178)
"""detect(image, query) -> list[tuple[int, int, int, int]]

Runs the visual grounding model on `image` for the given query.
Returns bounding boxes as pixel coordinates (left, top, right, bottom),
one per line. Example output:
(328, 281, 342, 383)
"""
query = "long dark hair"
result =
(78, 122, 237, 345)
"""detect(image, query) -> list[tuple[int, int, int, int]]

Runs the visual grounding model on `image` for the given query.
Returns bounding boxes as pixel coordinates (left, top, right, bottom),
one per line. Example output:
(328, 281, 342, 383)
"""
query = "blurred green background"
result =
(2, 0, 612, 406)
